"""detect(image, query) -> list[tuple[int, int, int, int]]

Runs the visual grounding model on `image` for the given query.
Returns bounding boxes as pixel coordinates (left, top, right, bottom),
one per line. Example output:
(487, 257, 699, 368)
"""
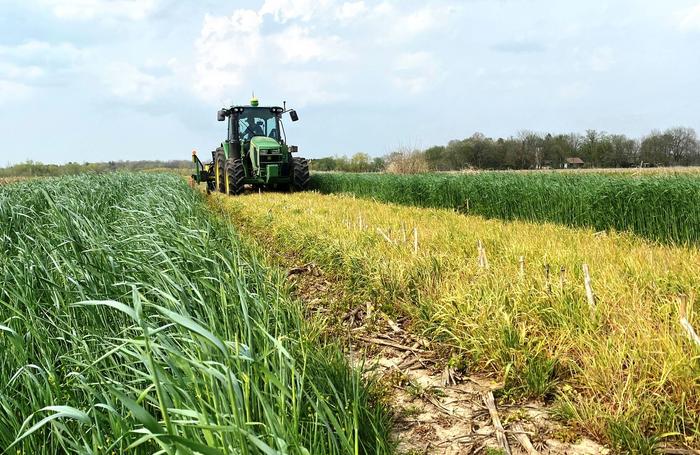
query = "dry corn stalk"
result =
(679, 295, 700, 347)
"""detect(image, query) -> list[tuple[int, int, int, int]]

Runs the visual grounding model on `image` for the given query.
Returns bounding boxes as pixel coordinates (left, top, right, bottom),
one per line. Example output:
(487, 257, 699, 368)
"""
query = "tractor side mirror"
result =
(289, 110, 299, 122)
(217, 110, 226, 122)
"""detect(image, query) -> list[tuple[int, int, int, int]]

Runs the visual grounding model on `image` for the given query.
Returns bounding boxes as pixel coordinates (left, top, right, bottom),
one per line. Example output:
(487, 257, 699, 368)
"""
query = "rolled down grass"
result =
(214, 191, 700, 452)
(309, 172, 700, 245)
(0, 173, 391, 454)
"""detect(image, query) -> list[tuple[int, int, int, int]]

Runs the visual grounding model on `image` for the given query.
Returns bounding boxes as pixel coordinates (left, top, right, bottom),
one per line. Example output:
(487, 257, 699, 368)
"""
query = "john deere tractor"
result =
(191, 97, 310, 195)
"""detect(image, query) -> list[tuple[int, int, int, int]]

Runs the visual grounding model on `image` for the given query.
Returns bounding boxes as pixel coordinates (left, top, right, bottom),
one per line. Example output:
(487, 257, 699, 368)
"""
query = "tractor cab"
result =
(224, 106, 282, 142)
(236, 108, 282, 142)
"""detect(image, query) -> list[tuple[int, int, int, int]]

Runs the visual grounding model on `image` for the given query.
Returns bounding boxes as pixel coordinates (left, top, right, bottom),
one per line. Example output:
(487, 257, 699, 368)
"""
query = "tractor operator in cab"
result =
(242, 116, 264, 140)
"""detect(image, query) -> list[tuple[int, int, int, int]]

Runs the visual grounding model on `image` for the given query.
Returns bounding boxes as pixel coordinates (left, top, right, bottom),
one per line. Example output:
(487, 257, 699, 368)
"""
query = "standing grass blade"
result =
(72, 300, 139, 322)
(11, 406, 91, 448)
(152, 304, 227, 355)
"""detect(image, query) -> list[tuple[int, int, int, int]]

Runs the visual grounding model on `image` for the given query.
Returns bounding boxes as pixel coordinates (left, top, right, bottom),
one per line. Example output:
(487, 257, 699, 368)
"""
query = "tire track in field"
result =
(283, 260, 608, 455)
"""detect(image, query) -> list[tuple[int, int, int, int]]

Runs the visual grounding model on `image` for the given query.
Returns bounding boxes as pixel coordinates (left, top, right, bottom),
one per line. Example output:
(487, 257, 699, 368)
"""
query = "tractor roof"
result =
(228, 105, 284, 114)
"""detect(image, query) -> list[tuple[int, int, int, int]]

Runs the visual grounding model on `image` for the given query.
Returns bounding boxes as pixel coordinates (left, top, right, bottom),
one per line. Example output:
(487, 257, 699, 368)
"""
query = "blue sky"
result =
(0, 0, 699, 165)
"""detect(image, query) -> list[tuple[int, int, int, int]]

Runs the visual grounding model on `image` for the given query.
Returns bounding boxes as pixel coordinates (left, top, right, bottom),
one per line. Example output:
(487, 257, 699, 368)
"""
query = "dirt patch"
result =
(285, 260, 609, 455)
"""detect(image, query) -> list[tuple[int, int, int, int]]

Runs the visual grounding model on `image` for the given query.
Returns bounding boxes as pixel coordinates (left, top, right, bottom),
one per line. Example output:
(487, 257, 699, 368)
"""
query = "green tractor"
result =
(191, 97, 310, 195)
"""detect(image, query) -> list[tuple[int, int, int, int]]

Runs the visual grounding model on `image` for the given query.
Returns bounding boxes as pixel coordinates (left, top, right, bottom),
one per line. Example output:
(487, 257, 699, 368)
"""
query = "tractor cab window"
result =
(238, 108, 281, 142)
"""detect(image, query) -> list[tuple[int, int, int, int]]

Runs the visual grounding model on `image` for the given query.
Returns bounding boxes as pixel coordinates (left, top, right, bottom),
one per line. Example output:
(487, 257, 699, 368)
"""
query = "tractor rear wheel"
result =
(292, 157, 310, 191)
(225, 159, 245, 196)
(215, 149, 226, 193)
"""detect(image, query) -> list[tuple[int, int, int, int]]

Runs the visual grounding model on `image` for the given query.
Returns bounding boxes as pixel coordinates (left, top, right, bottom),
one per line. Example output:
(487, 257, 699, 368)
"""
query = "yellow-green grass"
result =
(142, 167, 192, 176)
(211, 191, 700, 452)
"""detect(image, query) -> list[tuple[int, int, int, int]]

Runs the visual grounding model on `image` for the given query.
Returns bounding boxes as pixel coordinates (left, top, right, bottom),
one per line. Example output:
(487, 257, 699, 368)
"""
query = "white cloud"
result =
(271, 26, 344, 62)
(99, 62, 176, 104)
(589, 46, 614, 72)
(0, 41, 84, 64)
(37, 0, 161, 20)
(678, 3, 700, 30)
(337, 1, 366, 21)
(194, 10, 263, 102)
(0, 41, 86, 89)
(0, 62, 44, 81)
(558, 81, 588, 100)
(379, 4, 455, 41)
(274, 70, 347, 106)
(397, 8, 439, 35)
(373, 1, 393, 16)
(191, 2, 463, 105)
(391, 51, 439, 94)
(193, 5, 347, 103)
(0, 80, 33, 105)
(260, 0, 334, 23)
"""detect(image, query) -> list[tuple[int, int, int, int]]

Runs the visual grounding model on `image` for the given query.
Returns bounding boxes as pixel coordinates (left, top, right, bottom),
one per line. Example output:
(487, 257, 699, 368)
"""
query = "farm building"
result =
(564, 157, 584, 168)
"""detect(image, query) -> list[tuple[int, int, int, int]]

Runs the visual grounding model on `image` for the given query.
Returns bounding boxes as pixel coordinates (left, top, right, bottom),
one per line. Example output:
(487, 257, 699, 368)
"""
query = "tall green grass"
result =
(310, 172, 700, 244)
(0, 173, 391, 454)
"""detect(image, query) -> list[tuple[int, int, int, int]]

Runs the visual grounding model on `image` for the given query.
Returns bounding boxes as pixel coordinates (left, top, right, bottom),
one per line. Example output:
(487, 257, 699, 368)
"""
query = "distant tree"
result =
(424, 145, 446, 170)
(372, 156, 386, 171)
(579, 130, 600, 166)
(640, 131, 673, 166)
(310, 154, 384, 172)
(444, 139, 471, 170)
(349, 152, 371, 172)
(500, 138, 521, 169)
(517, 131, 542, 169)
(605, 134, 638, 167)
(666, 127, 699, 165)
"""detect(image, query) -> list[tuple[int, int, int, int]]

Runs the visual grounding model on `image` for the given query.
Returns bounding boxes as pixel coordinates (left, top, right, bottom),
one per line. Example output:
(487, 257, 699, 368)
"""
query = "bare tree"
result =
(386, 147, 429, 174)
(667, 127, 699, 165)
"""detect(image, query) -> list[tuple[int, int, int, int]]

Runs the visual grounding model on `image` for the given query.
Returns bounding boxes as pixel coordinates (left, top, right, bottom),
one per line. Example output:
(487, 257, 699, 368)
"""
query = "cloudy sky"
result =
(1, 0, 699, 165)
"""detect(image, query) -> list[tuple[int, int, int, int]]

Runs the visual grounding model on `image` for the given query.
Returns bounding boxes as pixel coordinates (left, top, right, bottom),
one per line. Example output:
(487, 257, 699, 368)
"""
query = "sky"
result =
(0, 0, 699, 165)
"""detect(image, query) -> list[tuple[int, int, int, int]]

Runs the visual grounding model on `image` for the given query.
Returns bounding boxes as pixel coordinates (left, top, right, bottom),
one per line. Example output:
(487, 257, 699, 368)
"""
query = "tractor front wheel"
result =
(292, 157, 310, 191)
(215, 149, 226, 193)
(225, 159, 245, 196)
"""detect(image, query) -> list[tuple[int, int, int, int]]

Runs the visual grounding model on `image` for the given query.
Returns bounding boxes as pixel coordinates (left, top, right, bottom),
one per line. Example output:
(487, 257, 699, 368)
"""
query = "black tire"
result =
(292, 157, 310, 191)
(215, 149, 226, 193)
(225, 159, 245, 196)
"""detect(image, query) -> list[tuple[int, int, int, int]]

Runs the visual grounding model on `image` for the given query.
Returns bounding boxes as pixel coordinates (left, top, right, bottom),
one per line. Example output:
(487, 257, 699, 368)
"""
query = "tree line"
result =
(309, 153, 386, 172)
(3, 126, 698, 177)
(0, 160, 191, 177)
(311, 127, 700, 172)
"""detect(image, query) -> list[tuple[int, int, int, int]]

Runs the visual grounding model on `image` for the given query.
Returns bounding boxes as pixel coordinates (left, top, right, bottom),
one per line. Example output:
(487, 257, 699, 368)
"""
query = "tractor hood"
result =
(250, 136, 281, 150)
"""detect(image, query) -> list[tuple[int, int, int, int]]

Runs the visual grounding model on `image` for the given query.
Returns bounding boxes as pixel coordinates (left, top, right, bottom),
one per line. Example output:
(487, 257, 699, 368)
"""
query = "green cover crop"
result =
(0, 174, 390, 454)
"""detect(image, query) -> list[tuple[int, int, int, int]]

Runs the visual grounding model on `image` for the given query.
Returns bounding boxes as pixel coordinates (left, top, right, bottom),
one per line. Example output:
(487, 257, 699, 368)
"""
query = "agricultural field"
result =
(214, 190, 700, 453)
(309, 171, 700, 245)
(0, 174, 391, 454)
(4, 169, 699, 454)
